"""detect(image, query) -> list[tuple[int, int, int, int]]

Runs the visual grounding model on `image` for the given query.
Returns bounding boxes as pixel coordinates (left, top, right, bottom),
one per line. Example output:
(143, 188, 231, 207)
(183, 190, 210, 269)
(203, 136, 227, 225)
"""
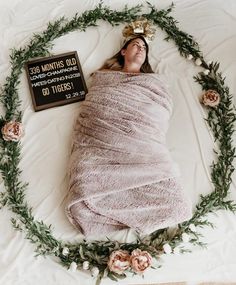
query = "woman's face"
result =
(121, 38, 147, 67)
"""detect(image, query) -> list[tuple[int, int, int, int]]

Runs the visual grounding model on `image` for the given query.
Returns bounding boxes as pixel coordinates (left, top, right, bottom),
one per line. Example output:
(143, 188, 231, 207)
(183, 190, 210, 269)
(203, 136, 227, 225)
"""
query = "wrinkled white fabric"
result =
(0, 0, 236, 284)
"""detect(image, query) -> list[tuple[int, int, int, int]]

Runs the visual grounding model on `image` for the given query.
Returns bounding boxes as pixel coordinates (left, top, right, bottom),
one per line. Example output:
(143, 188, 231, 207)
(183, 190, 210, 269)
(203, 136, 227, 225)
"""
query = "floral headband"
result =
(122, 18, 156, 45)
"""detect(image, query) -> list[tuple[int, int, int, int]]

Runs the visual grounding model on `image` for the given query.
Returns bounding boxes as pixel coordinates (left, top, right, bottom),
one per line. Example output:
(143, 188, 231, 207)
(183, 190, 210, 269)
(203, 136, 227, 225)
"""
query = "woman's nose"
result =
(138, 45, 145, 51)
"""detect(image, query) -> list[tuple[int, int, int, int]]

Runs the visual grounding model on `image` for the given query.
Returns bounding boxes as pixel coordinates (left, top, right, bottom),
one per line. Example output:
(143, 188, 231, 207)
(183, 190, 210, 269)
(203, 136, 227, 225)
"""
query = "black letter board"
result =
(25, 51, 87, 111)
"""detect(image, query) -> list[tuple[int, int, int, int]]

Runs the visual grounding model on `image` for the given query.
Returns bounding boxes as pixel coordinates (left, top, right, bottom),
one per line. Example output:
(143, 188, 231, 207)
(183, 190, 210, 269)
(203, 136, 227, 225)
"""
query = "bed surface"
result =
(0, 0, 236, 284)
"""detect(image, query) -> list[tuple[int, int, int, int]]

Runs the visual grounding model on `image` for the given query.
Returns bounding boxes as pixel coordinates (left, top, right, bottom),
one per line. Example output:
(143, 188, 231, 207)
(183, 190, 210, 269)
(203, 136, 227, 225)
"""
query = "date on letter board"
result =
(25, 51, 87, 111)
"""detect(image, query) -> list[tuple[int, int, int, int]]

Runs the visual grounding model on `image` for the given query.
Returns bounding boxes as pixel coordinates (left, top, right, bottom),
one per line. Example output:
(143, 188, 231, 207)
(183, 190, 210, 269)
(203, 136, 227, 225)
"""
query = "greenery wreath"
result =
(0, 2, 236, 284)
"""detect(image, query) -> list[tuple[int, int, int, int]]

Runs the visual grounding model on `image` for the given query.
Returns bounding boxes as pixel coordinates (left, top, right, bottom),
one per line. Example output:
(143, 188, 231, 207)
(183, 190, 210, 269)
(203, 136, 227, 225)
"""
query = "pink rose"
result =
(201, 89, 220, 107)
(108, 250, 130, 275)
(130, 249, 152, 274)
(1, 121, 24, 142)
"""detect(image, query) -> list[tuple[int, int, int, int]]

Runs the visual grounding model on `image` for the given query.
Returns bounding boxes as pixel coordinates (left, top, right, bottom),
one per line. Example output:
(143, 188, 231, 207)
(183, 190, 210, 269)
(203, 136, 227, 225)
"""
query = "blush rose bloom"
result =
(201, 89, 220, 107)
(107, 250, 131, 275)
(130, 249, 152, 274)
(1, 121, 24, 142)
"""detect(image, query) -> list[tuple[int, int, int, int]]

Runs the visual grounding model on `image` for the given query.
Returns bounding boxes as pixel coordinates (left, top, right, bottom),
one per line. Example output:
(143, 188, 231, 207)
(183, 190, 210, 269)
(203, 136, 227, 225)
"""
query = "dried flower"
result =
(122, 18, 156, 44)
(130, 249, 152, 274)
(91, 266, 99, 277)
(68, 261, 77, 272)
(82, 261, 90, 270)
(1, 121, 24, 142)
(201, 89, 220, 107)
(189, 224, 197, 232)
(62, 247, 69, 256)
(182, 233, 190, 243)
(195, 58, 202, 66)
(108, 250, 130, 275)
(203, 69, 210, 75)
(163, 243, 172, 254)
(173, 247, 180, 254)
(187, 54, 193, 60)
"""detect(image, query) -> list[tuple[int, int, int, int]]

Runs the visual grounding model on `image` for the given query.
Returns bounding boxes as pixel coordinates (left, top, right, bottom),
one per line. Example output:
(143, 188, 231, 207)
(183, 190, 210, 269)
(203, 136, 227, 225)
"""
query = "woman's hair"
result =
(99, 36, 154, 73)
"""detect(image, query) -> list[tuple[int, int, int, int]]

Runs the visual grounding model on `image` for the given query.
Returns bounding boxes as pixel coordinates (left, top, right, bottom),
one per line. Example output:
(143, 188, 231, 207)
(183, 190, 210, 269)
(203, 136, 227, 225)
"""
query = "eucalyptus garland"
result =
(0, 2, 236, 284)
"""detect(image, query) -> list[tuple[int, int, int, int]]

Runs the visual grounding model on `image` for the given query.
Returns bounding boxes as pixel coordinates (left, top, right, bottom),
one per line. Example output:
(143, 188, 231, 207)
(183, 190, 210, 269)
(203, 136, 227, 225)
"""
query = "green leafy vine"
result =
(0, 2, 235, 284)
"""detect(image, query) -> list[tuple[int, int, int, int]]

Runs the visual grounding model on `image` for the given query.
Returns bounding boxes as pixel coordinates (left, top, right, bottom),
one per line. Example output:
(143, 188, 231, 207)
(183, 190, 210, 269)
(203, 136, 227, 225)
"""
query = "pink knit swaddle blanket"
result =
(65, 71, 192, 237)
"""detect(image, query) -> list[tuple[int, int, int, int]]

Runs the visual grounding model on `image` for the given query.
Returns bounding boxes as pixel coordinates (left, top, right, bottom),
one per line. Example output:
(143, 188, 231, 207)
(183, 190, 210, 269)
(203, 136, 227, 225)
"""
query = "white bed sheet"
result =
(0, 0, 236, 284)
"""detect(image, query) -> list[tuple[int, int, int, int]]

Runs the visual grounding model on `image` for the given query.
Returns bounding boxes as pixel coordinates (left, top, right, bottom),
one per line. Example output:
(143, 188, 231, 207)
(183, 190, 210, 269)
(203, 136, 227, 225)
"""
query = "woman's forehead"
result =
(130, 38, 146, 46)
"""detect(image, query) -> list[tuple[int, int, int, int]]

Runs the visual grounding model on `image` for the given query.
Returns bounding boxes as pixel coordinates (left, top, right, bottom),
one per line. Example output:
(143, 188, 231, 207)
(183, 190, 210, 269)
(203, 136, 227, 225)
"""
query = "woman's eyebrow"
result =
(133, 41, 146, 47)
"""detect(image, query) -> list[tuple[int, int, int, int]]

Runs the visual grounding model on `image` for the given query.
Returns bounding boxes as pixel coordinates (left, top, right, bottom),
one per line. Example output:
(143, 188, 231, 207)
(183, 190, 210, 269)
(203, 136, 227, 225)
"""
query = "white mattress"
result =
(0, 0, 236, 284)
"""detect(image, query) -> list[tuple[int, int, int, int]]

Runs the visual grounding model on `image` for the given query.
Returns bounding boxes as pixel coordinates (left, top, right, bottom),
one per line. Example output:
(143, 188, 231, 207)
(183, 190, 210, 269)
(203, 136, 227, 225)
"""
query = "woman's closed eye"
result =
(133, 43, 146, 51)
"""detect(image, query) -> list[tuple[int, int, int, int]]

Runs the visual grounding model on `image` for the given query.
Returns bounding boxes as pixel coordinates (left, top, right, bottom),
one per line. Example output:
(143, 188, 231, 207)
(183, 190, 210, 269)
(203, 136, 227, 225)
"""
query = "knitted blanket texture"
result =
(65, 71, 192, 237)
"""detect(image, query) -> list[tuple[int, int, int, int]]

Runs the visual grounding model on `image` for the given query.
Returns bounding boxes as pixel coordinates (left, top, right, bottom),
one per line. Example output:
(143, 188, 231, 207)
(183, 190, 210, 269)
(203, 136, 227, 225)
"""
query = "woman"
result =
(65, 33, 192, 237)
(99, 35, 153, 73)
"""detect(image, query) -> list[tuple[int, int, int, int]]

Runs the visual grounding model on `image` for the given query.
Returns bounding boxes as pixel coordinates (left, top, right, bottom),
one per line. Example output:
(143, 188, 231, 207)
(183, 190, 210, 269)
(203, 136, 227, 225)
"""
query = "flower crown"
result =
(122, 18, 156, 45)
